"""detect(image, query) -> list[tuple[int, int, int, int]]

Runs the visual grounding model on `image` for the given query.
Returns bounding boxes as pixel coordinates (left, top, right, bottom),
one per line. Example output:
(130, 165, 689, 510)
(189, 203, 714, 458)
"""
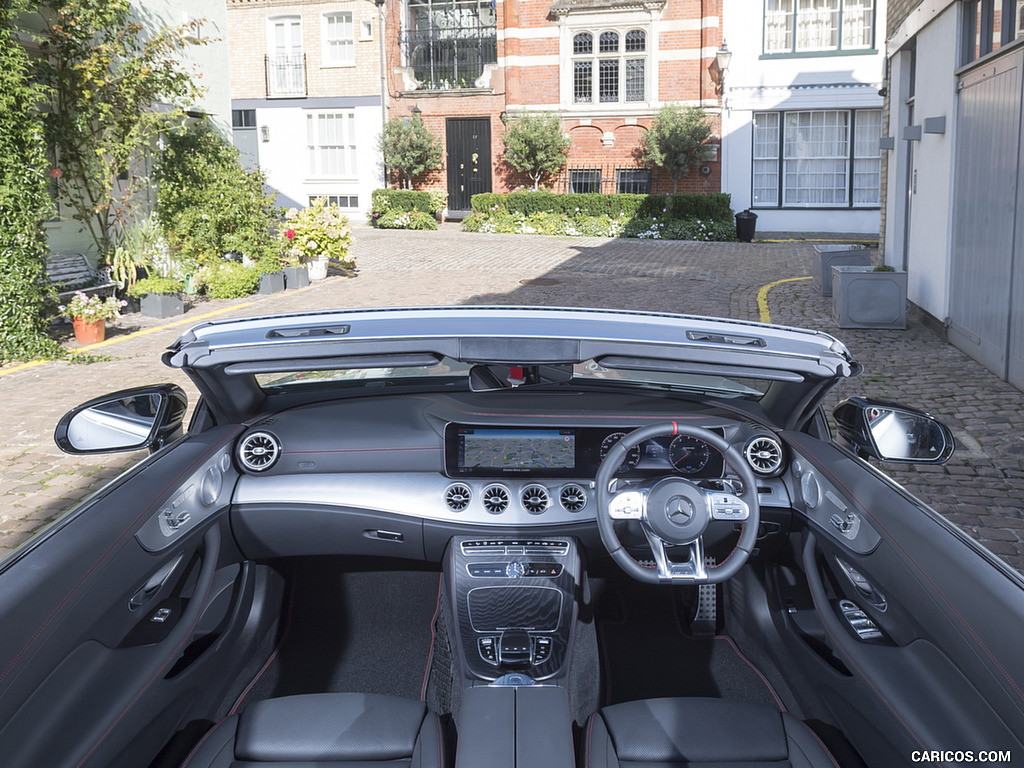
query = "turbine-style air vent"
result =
(444, 483, 472, 512)
(238, 431, 281, 473)
(481, 484, 511, 515)
(559, 483, 588, 513)
(745, 436, 784, 475)
(521, 484, 550, 515)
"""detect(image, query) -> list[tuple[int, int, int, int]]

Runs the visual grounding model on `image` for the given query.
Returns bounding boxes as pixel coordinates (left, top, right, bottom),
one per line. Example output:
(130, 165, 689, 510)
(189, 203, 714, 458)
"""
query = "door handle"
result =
(129, 553, 184, 611)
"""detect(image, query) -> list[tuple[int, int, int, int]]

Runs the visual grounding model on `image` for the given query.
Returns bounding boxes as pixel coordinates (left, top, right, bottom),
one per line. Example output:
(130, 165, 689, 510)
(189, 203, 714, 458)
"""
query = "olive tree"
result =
(378, 114, 443, 190)
(640, 105, 714, 193)
(501, 112, 571, 191)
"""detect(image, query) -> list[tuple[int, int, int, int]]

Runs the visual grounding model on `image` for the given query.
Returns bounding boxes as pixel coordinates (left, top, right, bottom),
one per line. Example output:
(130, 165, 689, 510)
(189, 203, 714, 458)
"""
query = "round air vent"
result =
(481, 484, 511, 515)
(559, 483, 588, 513)
(745, 435, 784, 475)
(238, 431, 281, 473)
(444, 483, 472, 512)
(521, 484, 550, 515)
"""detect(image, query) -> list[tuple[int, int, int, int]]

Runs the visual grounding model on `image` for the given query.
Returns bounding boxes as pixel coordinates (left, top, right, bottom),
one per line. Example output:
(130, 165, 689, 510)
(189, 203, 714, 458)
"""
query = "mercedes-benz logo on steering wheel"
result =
(666, 496, 694, 525)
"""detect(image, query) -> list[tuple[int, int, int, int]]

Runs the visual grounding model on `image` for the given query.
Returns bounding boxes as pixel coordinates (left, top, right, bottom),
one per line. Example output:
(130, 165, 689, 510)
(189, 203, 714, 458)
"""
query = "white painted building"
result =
(721, 1, 886, 235)
(226, 0, 384, 215)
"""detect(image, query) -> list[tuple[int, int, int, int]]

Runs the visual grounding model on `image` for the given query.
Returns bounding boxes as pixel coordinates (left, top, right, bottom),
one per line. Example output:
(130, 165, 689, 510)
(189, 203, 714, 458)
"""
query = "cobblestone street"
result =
(3, 226, 1023, 572)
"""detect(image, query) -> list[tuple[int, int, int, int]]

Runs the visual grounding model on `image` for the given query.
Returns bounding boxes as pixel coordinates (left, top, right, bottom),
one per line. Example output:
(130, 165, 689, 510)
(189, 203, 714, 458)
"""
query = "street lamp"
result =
(714, 40, 731, 96)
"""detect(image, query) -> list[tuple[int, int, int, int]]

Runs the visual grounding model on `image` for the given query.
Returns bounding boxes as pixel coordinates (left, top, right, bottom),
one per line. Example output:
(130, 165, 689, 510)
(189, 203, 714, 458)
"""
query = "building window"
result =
(571, 28, 646, 105)
(232, 109, 256, 128)
(617, 168, 651, 194)
(752, 109, 881, 208)
(764, 0, 874, 55)
(324, 12, 355, 66)
(267, 16, 305, 97)
(570, 168, 602, 193)
(306, 111, 358, 178)
(310, 194, 359, 208)
(962, 0, 1024, 64)
(402, 0, 497, 90)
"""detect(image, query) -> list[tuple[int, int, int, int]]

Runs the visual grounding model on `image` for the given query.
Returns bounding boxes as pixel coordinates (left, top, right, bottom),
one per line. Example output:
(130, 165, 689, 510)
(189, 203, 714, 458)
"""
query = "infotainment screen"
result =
(447, 427, 576, 475)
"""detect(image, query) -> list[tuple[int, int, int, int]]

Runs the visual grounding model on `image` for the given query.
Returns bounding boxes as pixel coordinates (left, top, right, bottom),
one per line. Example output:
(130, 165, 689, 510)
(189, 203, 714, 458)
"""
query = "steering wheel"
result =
(596, 422, 760, 584)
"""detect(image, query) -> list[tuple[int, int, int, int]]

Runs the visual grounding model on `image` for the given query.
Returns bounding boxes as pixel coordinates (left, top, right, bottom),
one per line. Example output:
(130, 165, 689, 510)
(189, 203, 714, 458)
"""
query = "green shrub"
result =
(200, 262, 262, 299)
(127, 275, 185, 297)
(375, 209, 438, 230)
(471, 191, 732, 223)
(369, 189, 444, 225)
(0, 0, 64, 362)
(154, 123, 281, 274)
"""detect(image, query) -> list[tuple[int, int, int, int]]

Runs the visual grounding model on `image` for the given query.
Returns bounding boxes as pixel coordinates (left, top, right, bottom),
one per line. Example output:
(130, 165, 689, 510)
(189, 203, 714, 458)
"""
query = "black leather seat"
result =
(583, 697, 837, 768)
(182, 692, 447, 768)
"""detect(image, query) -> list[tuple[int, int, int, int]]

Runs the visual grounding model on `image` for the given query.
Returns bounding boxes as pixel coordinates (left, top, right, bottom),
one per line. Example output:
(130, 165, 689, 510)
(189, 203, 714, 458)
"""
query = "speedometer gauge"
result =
(600, 432, 641, 473)
(669, 436, 712, 474)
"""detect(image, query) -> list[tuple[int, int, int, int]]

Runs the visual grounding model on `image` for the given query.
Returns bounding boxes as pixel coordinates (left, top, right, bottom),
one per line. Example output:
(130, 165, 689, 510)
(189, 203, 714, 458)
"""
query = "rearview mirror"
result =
(832, 397, 955, 464)
(54, 384, 188, 454)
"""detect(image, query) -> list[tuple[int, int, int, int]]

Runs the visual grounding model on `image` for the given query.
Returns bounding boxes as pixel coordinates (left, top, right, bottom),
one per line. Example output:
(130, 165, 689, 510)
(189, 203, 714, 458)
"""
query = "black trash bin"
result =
(735, 209, 758, 242)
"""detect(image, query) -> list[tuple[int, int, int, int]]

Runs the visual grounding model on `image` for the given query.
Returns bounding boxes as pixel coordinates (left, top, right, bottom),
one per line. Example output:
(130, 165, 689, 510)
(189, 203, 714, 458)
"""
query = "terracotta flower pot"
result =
(73, 317, 106, 345)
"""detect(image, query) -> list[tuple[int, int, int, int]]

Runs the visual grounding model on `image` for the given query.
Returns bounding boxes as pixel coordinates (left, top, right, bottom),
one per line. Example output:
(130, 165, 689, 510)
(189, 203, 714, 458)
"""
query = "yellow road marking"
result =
(757, 277, 812, 324)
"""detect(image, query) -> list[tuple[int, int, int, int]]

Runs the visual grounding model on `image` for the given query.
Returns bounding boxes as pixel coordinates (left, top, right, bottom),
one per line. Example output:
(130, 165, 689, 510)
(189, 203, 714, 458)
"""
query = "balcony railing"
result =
(265, 52, 307, 98)
(401, 23, 497, 90)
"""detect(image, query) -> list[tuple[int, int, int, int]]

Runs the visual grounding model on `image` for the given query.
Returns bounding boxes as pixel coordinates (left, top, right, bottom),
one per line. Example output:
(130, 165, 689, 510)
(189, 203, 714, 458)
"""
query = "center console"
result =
(444, 535, 580, 768)
(447, 536, 579, 683)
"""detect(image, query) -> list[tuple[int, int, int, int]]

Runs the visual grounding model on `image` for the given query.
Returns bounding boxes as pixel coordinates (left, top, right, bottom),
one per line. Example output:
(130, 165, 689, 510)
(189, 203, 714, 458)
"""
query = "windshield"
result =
(254, 356, 770, 399)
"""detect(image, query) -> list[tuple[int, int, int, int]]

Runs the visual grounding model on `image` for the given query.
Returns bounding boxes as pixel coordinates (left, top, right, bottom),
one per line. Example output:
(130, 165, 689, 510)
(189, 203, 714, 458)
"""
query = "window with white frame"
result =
(572, 28, 646, 105)
(268, 15, 305, 97)
(306, 111, 358, 178)
(764, 0, 874, 55)
(323, 12, 355, 66)
(752, 109, 881, 208)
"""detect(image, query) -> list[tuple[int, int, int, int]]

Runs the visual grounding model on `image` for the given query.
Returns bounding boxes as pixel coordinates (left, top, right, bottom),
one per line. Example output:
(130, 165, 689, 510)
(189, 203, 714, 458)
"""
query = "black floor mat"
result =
(597, 576, 782, 709)
(246, 562, 442, 704)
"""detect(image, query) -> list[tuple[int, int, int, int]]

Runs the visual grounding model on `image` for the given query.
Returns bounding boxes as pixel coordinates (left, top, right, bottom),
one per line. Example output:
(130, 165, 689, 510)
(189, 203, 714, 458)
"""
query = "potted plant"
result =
(128, 275, 186, 318)
(831, 264, 908, 329)
(280, 198, 354, 282)
(59, 292, 126, 345)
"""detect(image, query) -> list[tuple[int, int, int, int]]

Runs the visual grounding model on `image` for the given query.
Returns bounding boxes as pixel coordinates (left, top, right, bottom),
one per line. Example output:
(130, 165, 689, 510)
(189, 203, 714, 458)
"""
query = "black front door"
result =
(446, 117, 491, 211)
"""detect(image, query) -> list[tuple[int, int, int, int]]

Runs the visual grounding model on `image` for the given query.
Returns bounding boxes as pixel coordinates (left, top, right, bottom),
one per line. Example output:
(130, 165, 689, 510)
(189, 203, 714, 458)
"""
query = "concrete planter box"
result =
(831, 266, 908, 329)
(259, 271, 286, 294)
(283, 266, 309, 290)
(140, 292, 184, 319)
(813, 244, 871, 296)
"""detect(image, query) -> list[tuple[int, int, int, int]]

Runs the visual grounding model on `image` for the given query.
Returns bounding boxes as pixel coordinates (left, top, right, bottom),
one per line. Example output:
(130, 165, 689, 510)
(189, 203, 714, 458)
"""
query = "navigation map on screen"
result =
(459, 429, 575, 471)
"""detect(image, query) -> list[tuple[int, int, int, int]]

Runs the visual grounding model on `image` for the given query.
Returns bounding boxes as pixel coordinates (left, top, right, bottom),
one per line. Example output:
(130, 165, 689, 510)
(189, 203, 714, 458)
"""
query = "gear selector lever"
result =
(498, 629, 532, 667)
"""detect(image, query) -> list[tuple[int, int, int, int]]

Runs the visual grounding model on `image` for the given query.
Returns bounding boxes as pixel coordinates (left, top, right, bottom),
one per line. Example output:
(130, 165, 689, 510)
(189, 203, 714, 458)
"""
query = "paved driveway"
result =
(2, 226, 1023, 572)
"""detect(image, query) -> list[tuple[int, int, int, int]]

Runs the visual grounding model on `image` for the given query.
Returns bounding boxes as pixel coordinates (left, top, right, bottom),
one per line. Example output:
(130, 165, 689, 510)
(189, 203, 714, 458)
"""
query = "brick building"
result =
(226, 0, 385, 213)
(385, 0, 726, 211)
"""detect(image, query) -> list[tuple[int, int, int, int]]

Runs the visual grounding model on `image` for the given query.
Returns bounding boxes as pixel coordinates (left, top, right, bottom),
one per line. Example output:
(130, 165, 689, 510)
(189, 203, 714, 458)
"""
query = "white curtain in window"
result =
(753, 113, 780, 205)
(764, 0, 794, 54)
(841, 0, 873, 49)
(795, 0, 838, 51)
(307, 112, 358, 177)
(852, 109, 882, 205)
(783, 111, 848, 206)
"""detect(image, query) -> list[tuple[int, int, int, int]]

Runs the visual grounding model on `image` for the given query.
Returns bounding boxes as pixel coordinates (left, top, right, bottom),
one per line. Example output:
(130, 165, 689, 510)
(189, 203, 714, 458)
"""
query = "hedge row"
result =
(470, 190, 733, 223)
(370, 188, 445, 215)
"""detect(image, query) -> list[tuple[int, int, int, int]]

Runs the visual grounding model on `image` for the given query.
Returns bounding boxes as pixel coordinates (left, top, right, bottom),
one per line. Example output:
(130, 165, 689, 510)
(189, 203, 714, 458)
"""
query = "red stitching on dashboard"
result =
(795, 437, 1024, 705)
(0, 430, 243, 692)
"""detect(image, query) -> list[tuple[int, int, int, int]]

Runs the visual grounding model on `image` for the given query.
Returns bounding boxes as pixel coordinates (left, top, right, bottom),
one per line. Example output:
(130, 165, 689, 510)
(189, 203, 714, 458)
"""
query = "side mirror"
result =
(54, 384, 188, 455)
(832, 397, 955, 464)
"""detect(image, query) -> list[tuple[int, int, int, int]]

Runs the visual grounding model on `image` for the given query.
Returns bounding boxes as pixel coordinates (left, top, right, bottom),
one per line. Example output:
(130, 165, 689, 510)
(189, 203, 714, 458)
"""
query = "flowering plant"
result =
(280, 198, 353, 267)
(58, 292, 126, 322)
